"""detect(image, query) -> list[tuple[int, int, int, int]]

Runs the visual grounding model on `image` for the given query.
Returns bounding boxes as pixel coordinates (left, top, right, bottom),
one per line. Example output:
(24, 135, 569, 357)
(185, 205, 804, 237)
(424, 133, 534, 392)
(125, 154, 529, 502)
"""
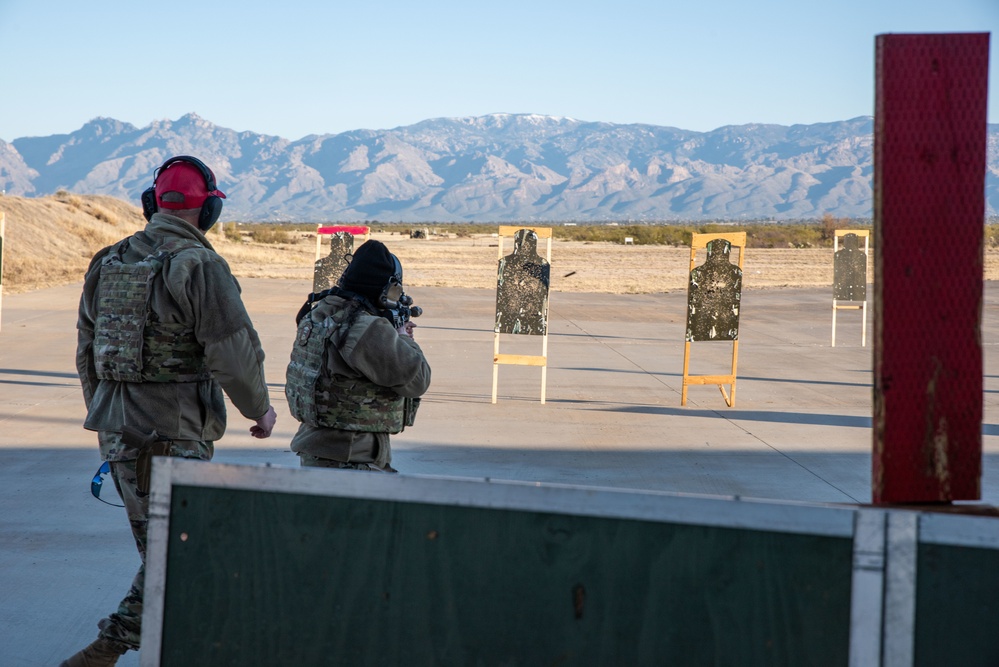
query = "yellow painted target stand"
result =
(491, 226, 552, 404)
(681, 232, 746, 407)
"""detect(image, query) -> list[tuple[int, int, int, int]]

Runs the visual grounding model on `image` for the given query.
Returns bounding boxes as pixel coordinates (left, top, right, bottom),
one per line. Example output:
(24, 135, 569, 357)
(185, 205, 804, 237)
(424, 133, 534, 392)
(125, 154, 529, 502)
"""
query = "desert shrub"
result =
(747, 224, 824, 248)
(54, 190, 83, 209)
(75, 224, 121, 252)
(248, 227, 291, 244)
(233, 220, 877, 249)
(986, 225, 999, 248)
(87, 205, 114, 224)
(625, 226, 690, 246)
(547, 222, 877, 248)
(218, 221, 240, 240)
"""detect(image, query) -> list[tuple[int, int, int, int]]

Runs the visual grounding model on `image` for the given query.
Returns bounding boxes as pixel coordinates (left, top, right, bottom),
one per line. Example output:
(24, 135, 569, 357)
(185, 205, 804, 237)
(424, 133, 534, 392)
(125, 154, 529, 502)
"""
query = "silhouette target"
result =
(495, 229, 550, 335)
(833, 233, 867, 302)
(686, 239, 742, 341)
(313, 232, 355, 293)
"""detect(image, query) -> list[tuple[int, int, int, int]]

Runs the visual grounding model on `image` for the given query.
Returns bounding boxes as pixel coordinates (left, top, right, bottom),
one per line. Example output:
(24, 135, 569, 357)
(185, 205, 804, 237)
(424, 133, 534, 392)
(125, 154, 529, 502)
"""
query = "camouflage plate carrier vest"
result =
(286, 303, 406, 433)
(93, 238, 212, 383)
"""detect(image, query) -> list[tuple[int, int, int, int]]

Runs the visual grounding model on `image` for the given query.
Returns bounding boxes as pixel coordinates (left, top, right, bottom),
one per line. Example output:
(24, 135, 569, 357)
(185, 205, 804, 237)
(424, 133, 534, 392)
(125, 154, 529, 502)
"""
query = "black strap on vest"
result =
(294, 286, 377, 326)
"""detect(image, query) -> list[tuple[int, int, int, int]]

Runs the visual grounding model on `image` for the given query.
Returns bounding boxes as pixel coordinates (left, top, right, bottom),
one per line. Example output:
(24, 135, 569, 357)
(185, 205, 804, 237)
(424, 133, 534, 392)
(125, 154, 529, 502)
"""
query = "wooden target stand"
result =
(314, 224, 370, 262)
(492, 225, 552, 404)
(681, 231, 746, 407)
(830, 229, 870, 347)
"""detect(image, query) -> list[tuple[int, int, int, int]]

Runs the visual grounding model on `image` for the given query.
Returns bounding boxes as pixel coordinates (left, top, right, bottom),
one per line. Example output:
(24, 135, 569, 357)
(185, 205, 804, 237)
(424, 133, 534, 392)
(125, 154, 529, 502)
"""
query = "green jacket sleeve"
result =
(339, 314, 431, 399)
(75, 246, 113, 408)
(168, 252, 272, 420)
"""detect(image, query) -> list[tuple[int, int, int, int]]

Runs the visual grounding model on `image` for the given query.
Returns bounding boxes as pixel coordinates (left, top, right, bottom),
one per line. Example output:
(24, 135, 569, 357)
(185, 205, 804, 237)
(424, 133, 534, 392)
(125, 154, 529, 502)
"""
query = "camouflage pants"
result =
(97, 438, 207, 650)
(94, 457, 146, 650)
(298, 452, 397, 473)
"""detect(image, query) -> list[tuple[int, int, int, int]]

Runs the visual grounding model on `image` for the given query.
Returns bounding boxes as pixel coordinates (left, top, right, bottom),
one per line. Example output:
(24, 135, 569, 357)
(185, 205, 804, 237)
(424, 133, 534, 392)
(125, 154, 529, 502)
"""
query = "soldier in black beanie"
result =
(337, 240, 400, 305)
(285, 240, 431, 471)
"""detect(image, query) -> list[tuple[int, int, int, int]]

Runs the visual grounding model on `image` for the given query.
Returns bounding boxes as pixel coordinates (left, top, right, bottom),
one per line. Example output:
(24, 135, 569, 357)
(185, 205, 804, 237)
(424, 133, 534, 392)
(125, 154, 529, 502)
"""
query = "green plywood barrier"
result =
(915, 543, 999, 667)
(143, 460, 999, 666)
(156, 485, 852, 666)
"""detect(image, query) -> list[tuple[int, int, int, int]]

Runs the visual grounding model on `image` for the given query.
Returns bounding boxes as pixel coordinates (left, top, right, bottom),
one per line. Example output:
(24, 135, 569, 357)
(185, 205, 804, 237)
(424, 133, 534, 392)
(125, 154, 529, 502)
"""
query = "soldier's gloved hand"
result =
(250, 406, 277, 438)
(398, 321, 416, 338)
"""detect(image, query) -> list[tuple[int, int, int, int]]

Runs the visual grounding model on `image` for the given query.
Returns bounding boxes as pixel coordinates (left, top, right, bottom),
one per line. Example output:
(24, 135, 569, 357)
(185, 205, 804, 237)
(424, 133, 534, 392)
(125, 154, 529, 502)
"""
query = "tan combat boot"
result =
(60, 637, 128, 667)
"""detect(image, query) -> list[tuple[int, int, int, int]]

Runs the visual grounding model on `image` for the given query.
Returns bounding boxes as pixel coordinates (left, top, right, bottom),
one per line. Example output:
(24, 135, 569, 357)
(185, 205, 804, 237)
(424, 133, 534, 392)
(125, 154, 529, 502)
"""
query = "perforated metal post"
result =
(873, 33, 989, 503)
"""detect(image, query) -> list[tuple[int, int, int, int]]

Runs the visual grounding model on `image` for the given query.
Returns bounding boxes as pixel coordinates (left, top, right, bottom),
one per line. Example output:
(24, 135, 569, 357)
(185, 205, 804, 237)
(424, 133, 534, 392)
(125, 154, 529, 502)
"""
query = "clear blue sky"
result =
(1, 0, 996, 142)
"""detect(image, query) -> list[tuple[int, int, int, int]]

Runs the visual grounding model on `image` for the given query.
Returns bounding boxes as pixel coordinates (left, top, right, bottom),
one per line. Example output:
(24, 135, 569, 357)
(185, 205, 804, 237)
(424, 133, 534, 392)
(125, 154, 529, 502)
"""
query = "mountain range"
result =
(2, 113, 997, 222)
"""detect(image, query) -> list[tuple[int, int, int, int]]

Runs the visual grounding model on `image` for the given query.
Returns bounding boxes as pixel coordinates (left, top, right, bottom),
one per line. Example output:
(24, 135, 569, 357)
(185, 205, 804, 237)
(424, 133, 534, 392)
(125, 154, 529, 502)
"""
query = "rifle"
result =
(296, 286, 423, 331)
(378, 292, 423, 331)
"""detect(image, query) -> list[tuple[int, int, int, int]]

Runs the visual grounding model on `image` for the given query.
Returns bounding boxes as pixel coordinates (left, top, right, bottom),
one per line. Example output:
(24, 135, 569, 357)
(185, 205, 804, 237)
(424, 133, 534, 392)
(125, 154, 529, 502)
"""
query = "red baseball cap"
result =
(155, 161, 227, 210)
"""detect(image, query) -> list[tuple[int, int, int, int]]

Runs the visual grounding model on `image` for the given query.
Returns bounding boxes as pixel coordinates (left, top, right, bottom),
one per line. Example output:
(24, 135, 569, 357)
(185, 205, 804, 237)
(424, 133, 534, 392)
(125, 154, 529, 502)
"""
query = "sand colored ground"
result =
(2, 193, 998, 294)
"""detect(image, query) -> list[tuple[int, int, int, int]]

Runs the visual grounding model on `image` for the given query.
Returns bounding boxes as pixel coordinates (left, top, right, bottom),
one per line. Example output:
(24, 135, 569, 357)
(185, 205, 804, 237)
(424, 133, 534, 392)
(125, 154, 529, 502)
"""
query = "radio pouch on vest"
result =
(403, 397, 421, 428)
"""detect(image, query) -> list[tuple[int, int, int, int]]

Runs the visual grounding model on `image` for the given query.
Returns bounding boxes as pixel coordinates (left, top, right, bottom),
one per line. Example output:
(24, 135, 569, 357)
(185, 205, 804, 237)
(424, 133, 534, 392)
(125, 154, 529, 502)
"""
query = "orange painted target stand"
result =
(681, 231, 746, 408)
(491, 225, 552, 404)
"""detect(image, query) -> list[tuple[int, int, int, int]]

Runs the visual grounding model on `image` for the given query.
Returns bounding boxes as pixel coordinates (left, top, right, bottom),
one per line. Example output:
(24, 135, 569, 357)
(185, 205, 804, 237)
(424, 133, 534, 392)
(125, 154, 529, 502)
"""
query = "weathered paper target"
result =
(491, 226, 553, 405)
(686, 239, 742, 342)
(833, 233, 867, 302)
(681, 232, 746, 408)
(312, 226, 369, 293)
(495, 229, 551, 335)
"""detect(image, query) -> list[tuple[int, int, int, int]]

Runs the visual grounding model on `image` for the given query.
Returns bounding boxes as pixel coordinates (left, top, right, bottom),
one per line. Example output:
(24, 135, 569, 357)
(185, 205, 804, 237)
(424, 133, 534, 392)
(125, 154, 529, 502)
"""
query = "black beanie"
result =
(338, 240, 397, 302)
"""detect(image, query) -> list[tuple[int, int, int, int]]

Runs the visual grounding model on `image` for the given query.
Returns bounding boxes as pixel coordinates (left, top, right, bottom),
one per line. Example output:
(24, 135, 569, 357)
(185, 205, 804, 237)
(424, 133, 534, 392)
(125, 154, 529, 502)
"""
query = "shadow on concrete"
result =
(0, 378, 79, 387)
(0, 368, 79, 379)
(0, 367, 80, 387)
(598, 405, 874, 428)
(559, 367, 871, 388)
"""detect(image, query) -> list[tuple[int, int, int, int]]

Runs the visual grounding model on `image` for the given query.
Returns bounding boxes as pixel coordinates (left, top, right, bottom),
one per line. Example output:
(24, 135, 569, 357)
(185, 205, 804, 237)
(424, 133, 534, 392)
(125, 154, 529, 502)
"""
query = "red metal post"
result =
(317, 225, 370, 236)
(873, 33, 990, 503)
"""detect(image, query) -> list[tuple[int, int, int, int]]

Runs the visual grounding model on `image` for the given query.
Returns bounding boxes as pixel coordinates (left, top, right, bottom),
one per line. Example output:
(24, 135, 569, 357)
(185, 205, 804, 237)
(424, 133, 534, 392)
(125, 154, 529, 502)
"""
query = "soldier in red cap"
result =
(64, 156, 277, 666)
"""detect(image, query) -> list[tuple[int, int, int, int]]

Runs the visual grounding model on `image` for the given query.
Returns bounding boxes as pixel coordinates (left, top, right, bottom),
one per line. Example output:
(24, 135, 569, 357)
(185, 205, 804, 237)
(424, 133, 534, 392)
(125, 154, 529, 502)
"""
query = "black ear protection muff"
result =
(140, 155, 225, 231)
(377, 255, 405, 309)
(140, 185, 157, 222)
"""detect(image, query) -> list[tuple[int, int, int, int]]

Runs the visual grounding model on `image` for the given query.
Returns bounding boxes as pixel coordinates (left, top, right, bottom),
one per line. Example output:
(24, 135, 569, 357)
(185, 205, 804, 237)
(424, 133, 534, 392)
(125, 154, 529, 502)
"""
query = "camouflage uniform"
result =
(286, 293, 431, 470)
(76, 212, 271, 650)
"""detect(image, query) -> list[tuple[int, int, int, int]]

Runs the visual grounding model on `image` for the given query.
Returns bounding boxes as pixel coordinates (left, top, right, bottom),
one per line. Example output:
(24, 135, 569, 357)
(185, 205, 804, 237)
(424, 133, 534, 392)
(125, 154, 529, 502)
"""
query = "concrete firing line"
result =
(0, 308, 68, 328)
(0, 384, 83, 425)
(734, 422, 864, 503)
(555, 310, 864, 503)
(549, 307, 685, 398)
